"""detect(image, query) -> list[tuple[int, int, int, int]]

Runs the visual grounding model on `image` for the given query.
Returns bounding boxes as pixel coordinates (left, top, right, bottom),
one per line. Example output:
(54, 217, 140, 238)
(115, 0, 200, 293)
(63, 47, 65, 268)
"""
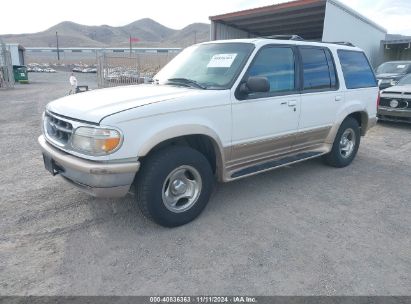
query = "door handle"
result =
(287, 100, 297, 107)
(335, 96, 342, 101)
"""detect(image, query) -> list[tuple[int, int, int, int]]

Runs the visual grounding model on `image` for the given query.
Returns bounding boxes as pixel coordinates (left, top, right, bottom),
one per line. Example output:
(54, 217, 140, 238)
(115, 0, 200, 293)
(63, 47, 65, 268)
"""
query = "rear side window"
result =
(337, 50, 377, 89)
(300, 47, 337, 91)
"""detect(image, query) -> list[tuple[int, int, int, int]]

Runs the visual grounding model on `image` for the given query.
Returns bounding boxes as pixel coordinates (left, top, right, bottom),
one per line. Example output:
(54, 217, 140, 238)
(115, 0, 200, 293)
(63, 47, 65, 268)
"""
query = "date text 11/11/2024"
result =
(149, 296, 257, 303)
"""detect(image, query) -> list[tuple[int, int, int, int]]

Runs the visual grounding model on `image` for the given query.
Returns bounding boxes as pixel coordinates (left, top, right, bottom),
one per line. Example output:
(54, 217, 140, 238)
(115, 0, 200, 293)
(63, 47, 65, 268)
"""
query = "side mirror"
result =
(239, 76, 270, 95)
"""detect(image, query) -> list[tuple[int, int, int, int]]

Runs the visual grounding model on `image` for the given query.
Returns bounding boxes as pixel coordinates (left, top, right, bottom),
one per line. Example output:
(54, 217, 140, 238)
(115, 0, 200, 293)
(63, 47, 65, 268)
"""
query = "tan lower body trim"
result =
(224, 126, 332, 181)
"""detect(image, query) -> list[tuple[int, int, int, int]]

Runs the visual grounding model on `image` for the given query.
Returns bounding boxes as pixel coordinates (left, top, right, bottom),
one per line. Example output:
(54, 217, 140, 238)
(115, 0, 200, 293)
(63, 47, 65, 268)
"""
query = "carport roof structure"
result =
(210, 0, 327, 40)
(209, 0, 385, 40)
(383, 34, 411, 46)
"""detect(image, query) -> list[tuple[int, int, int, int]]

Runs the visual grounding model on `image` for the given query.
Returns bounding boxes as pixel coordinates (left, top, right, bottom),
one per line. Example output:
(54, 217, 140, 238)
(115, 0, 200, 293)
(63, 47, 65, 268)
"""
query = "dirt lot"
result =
(0, 72, 410, 296)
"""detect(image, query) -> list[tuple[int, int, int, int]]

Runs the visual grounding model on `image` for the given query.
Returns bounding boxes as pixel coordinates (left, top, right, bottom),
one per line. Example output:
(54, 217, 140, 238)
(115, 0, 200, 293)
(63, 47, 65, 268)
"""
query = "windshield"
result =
(397, 74, 411, 85)
(376, 62, 410, 74)
(154, 43, 254, 89)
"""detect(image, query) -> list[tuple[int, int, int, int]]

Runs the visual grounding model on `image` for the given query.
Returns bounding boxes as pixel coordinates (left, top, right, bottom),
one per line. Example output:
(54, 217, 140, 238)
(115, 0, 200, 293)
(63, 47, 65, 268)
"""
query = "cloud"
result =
(342, 0, 411, 34)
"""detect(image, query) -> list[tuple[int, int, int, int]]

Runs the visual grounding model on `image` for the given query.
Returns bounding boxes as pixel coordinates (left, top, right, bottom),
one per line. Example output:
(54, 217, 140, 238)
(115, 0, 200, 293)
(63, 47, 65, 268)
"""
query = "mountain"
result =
(168, 23, 210, 46)
(0, 18, 210, 48)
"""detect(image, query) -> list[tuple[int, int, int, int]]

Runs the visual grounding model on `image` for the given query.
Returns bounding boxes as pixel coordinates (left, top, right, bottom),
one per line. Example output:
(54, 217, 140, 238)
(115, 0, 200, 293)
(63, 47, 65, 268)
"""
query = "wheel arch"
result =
(326, 107, 370, 144)
(137, 125, 227, 181)
(346, 111, 369, 136)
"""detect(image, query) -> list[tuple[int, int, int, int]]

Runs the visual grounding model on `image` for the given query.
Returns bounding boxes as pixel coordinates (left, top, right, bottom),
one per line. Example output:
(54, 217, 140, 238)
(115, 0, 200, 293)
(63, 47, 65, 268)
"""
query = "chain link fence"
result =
(0, 41, 14, 89)
(97, 52, 177, 88)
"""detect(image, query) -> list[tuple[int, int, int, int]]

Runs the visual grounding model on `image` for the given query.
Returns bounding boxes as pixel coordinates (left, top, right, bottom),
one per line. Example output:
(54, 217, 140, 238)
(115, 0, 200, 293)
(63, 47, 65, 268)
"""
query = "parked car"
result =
(376, 61, 411, 90)
(378, 74, 411, 123)
(72, 67, 83, 73)
(38, 39, 379, 227)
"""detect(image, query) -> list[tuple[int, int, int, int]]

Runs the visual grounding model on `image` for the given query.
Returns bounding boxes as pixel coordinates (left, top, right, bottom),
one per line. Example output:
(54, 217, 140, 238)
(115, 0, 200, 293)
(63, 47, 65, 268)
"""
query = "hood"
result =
(46, 84, 200, 123)
(382, 84, 411, 94)
(376, 73, 405, 80)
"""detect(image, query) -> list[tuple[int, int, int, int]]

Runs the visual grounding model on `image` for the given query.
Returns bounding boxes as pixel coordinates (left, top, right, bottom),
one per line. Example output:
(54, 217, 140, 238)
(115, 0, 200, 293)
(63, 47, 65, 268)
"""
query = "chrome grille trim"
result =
(42, 110, 123, 160)
(44, 112, 74, 147)
(380, 97, 410, 109)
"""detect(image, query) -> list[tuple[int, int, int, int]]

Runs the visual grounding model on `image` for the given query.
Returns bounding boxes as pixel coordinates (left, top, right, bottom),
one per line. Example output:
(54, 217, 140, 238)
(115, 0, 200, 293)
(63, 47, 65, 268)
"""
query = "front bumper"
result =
(38, 135, 140, 197)
(378, 107, 411, 123)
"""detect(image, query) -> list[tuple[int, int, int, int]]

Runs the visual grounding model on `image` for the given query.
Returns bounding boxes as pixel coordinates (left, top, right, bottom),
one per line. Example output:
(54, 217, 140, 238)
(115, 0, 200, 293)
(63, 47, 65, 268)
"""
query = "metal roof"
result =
(383, 34, 411, 45)
(384, 39, 411, 45)
(209, 0, 386, 40)
(210, 0, 326, 40)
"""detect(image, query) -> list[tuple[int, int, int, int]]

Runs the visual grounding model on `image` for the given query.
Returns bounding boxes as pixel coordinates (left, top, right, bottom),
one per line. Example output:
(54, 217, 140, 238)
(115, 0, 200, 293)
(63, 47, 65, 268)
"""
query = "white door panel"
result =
(299, 91, 342, 130)
(298, 47, 342, 134)
(230, 45, 301, 158)
(232, 94, 301, 144)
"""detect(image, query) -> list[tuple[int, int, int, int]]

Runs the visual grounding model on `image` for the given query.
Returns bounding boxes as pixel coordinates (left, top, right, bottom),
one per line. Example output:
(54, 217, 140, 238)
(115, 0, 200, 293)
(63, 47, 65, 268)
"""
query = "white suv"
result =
(39, 38, 379, 227)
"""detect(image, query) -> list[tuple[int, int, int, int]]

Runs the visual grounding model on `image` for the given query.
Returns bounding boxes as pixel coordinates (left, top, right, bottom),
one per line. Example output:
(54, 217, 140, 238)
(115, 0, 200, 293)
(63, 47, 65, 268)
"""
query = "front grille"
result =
(44, 112, 73, 146)
(380, 97, 410, 109)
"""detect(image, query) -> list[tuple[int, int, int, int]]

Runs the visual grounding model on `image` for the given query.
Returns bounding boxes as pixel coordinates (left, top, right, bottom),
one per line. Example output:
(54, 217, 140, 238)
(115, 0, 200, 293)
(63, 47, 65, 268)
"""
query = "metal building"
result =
(6, 43, 26, 66)
(209, 0, 387, 66)
(382, 35, 411, 62)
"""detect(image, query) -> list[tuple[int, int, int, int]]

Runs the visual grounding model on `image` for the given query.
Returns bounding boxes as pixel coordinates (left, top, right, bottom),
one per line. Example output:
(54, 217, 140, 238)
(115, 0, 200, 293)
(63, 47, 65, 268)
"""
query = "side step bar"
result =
(231, 151, 323, 179)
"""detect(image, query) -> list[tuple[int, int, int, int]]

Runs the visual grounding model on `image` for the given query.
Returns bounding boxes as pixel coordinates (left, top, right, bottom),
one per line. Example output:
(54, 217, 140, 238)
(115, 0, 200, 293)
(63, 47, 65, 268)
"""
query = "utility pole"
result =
(129, 34, 132, 54)
(194, 31, 197, 45)
(56, 31, 60, 61)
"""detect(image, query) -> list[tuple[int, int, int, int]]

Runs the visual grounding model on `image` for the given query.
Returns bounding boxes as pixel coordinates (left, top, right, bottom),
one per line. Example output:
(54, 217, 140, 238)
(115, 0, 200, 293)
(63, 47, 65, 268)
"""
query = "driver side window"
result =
(247, 46, 296, 94)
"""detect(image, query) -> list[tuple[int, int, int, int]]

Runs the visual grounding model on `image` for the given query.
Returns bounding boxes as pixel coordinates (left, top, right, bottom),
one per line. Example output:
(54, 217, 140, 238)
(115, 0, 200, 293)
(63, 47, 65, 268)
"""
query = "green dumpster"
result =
(13, 65, 29, 83)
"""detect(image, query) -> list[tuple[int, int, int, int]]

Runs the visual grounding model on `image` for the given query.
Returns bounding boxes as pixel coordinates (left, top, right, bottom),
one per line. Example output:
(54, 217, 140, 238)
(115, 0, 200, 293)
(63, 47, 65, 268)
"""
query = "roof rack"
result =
(324, 41, 355, 47)
(263, 35, 304, 41)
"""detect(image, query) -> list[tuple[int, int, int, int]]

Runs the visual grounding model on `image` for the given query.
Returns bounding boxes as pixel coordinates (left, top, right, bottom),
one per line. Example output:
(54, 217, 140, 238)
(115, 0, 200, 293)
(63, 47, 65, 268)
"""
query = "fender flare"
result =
(137, 124, 228, 181)
(326, 104, 369, 144)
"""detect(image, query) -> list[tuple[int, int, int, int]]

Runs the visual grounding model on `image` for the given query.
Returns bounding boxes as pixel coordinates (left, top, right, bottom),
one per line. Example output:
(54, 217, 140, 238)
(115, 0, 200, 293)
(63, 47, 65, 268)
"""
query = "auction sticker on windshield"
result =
(207, 54, 237, 68)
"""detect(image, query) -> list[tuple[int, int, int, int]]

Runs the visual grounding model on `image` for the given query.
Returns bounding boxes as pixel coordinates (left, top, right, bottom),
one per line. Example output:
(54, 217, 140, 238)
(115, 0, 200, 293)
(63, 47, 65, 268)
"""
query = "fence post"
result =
(0, 44, 14, 89)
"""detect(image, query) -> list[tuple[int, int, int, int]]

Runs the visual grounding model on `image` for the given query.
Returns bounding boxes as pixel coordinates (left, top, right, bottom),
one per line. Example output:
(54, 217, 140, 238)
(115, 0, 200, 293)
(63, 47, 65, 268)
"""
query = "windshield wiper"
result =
(166, 78, 206, 89)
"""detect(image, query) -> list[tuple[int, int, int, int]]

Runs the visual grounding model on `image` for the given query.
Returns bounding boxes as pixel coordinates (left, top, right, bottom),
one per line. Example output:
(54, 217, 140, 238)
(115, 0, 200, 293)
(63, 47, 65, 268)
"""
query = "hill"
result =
(0, 18, 210, 47)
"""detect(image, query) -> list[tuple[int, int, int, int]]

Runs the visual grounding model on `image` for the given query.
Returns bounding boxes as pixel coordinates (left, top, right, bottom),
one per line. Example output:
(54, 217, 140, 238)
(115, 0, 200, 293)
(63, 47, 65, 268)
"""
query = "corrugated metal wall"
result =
(210, 21, 256, 40)
(322, 1, 386, 67)
(0, 42, 15, 88)
(210, 0, 387, 67)
(383, 46, 411, 62)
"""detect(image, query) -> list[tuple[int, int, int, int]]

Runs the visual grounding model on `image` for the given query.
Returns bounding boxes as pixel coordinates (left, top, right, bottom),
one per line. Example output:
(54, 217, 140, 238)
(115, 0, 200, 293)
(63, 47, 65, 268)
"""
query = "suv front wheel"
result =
(323, 117, 361, 168)
(135, 146, 214, 227)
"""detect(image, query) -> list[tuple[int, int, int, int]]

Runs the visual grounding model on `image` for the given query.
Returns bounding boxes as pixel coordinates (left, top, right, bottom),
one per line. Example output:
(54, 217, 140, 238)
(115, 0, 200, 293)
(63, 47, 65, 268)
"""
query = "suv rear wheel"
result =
(135, 146, 214, 227)
(323, 117, 361, 168)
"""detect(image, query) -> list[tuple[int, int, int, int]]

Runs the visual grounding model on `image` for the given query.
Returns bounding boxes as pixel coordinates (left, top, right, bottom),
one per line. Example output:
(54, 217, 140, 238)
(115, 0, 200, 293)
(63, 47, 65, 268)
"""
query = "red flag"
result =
(129, 37, 140, 43)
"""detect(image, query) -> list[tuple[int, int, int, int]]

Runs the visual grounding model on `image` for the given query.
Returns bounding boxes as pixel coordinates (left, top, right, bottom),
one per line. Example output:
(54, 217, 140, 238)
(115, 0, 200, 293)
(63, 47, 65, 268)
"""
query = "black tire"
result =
(135, 145, 214, 227)
(323, 117, 361, 168)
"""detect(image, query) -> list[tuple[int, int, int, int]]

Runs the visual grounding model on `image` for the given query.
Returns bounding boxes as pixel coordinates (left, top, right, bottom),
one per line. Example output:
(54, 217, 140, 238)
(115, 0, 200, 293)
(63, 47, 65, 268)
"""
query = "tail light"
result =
(377, 91, 381, 110)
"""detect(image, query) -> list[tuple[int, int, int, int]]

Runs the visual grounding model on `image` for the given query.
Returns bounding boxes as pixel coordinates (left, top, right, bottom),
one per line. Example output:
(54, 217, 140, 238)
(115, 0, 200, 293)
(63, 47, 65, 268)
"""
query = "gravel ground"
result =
(0, 72, 410, 296)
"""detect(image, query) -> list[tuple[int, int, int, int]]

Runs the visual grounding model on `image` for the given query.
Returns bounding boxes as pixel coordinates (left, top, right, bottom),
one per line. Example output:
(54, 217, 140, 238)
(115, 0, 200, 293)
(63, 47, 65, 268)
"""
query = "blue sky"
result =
(1, 0, 410, 35)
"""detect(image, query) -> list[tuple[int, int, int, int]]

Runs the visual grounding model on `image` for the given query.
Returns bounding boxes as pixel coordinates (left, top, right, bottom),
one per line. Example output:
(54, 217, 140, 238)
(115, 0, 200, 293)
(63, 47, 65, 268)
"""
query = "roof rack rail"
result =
(263, 35, 304, 41)
(325, 41, 355, 47)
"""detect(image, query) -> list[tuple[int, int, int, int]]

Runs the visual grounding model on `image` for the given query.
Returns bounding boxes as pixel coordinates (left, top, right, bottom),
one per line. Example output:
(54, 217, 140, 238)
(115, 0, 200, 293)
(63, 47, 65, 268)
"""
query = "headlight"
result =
(71, 127, 122, 155)
(390, 79, 398, 86)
